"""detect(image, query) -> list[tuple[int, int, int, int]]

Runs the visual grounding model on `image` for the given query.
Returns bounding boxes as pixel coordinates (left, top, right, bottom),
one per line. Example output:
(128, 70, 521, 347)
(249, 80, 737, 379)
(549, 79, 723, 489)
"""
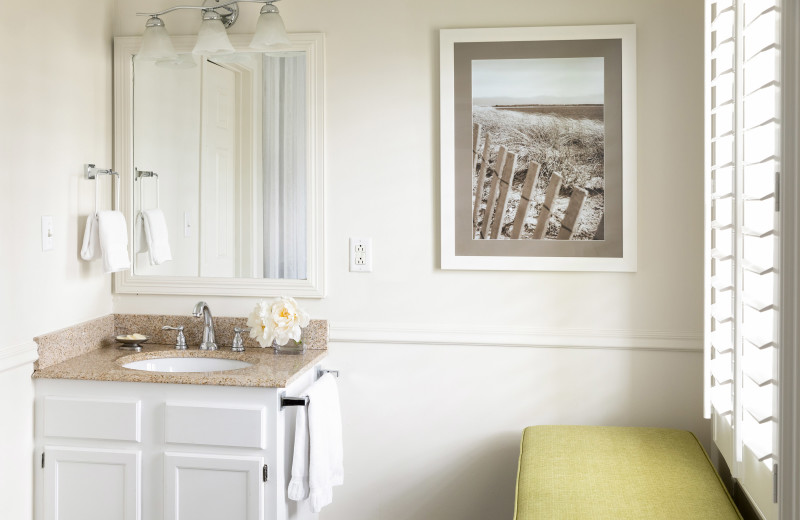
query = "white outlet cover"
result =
(349, 237, 372, 272)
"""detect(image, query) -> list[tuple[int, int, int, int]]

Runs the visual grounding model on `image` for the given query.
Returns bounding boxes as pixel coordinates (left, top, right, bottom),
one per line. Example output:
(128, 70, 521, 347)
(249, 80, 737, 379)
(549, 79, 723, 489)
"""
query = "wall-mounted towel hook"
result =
(135, 167, 160, 210)
(84, 163, 119, 180)
(135, 168, 159, 180)
(85, 163, 120, 211)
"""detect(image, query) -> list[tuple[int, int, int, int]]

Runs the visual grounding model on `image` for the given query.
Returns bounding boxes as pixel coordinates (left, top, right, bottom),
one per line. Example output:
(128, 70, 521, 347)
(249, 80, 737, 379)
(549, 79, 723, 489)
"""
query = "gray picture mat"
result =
(453, 39, 624, 258)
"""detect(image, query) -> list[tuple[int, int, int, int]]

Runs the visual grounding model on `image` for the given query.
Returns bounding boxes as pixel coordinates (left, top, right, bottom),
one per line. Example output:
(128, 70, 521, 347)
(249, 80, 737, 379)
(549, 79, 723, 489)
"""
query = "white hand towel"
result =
(135, 213, 149, 254)
(141, 209, 172, 265)
(97, 210, 131, 273)
(288, 373, 344, 513)
(80, 213, 101, 261)
(287, 403, 310, 501)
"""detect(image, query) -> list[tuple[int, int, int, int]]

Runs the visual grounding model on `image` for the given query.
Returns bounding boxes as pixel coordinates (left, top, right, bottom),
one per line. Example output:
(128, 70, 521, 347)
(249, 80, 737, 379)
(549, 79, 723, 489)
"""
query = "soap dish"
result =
(115, 334, 149, 352)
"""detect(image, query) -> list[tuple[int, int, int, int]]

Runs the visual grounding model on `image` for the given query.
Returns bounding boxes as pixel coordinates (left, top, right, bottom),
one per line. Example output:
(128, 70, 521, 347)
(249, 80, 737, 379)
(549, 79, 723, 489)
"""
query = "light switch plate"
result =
(41, 216, 54, 251)
(184, 212, 191, 237)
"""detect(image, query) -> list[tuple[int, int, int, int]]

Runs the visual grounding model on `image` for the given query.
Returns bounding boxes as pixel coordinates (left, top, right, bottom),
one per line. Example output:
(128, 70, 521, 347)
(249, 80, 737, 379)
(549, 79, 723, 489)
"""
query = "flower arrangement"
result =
(247, 296, 310, 348)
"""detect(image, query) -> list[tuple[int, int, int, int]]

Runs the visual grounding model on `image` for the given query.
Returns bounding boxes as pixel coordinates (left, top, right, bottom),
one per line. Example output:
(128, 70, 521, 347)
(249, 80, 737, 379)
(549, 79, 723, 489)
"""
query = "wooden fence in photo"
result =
(472, 122, 589, 240)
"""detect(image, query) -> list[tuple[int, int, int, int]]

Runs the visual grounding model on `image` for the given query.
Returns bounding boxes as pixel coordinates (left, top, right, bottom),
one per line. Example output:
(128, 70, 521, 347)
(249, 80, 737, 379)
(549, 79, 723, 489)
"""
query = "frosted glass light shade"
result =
(193, 17, 235, 56)
(156, 53, 198, 69)
(138, 17, 178, 61)
(250, 12, 291, 50)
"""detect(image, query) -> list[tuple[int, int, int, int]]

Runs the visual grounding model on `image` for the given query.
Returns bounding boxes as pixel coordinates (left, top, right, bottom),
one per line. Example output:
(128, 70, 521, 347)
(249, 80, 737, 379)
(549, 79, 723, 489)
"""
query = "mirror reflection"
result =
(133, 51, 307, 279)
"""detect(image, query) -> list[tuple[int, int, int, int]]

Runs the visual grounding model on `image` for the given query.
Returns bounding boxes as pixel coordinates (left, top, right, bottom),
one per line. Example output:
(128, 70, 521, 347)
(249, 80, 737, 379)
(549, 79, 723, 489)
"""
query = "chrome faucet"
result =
(192, 301, 218, 350)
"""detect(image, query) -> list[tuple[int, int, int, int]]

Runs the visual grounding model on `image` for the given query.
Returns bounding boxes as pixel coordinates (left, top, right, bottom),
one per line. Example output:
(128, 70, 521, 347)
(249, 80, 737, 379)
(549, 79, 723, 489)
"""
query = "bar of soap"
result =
(117, 333, 148, 341)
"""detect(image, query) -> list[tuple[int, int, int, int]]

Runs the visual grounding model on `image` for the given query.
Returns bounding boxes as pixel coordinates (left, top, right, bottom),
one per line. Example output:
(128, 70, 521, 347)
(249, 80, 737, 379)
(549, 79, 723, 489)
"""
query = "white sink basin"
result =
(122, 357, 253, 373)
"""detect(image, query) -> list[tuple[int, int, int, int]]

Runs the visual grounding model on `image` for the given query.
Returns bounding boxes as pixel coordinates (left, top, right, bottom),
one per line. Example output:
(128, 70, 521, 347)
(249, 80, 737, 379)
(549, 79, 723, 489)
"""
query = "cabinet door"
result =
(164, 452, 264, 520)
(43, 446, 141, 520)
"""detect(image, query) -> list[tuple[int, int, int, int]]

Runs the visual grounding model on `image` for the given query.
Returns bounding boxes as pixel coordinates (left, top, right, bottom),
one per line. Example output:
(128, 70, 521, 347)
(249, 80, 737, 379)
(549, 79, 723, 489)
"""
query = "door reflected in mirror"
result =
(133, 51, 307, 280)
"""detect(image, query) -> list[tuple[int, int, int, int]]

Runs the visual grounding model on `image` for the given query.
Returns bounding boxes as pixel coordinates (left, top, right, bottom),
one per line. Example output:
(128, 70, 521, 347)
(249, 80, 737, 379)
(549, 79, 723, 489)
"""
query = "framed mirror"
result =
(113, 34, 325, 297)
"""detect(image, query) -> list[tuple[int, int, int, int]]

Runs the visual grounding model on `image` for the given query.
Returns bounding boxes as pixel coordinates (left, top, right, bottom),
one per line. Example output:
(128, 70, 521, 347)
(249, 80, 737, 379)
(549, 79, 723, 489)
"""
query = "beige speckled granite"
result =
(33, 314, 329, 387)
(33, 343, 327, 388)
(114, 315, 329, 350)
(34, 315, 116, 371)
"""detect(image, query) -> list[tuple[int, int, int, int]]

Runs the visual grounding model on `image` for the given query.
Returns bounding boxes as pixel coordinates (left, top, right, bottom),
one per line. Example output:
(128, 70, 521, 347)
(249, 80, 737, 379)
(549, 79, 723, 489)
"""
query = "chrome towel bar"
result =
(280, 368, 339, 409)
(85, 163, 120, 212)
(280, 395, 309, 409)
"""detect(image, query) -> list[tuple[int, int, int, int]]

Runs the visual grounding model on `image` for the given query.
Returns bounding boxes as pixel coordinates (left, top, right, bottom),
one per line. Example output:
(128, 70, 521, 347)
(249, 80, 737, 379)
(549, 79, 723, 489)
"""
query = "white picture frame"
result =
(440, 25, 637, 272)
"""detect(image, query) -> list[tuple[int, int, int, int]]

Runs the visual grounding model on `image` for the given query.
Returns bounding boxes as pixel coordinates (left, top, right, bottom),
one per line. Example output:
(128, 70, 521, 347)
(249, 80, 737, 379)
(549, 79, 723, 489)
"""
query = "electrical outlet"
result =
(349, 237, 372, 272)
(354, 243, 366, 265)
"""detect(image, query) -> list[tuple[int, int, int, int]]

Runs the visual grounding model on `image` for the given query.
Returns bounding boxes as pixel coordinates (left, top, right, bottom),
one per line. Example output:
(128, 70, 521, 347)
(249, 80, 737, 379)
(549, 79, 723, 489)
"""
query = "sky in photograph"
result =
(472, 57, 604, 106)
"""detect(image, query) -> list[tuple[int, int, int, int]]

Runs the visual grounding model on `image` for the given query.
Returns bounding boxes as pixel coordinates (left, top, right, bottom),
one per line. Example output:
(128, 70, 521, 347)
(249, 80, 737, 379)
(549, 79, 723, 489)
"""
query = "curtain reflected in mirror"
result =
(263, 54, 306, 279)
(133, 51, 307, 280)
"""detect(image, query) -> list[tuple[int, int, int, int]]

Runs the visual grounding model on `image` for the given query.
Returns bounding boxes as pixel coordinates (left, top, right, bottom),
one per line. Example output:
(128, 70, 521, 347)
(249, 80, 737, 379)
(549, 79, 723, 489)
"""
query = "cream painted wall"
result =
(113, 0, 704, 334)
(0, 0, 115, 517)
(1, 1, 115, 344)
(0, 362, 36, 519)
(111, 1, 706, 519)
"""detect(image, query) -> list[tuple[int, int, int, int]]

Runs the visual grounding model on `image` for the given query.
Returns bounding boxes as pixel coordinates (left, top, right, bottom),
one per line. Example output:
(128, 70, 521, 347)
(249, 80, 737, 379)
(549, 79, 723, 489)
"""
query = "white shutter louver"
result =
(705, 0, 780, 518)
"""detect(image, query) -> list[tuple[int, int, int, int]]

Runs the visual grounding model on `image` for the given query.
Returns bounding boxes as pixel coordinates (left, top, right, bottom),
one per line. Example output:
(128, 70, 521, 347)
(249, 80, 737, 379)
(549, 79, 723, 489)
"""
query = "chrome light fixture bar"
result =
(136, 0, 290, 62)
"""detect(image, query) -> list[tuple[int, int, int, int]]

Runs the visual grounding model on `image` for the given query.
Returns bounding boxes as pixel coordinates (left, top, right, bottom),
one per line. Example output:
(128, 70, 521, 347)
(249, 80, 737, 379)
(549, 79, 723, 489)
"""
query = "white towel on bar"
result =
(135, 213, 149, 254)
(97, 210, 131, 273)
(80, 212, 101, 261)
(141, 209, 172, 265)
(288, 401, 311, 501)
(287, 373, 344, 513)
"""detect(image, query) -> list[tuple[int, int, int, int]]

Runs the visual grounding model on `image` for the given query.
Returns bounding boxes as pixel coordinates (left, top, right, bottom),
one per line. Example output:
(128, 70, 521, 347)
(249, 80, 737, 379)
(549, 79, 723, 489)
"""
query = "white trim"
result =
(439, 24, 637, 272)
(702, 0, 713, 419)
(779, 0, 800, 517)
(330, 322, 701, 352)
(0, 341, 39, 373)
(112, 33, 326, 298)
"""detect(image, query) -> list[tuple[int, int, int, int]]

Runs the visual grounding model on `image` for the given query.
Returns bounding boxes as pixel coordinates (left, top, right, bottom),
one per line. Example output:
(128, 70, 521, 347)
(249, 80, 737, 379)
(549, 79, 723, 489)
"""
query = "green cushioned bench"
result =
(513, 426, 742, 520)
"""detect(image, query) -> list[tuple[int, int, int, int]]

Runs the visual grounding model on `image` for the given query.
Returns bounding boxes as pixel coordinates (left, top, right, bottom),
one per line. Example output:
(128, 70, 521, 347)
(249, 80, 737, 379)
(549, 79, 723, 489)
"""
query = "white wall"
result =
(0, 0, 115, 517)
(114, 0, 704, 334)
(113, 1, 705, 519)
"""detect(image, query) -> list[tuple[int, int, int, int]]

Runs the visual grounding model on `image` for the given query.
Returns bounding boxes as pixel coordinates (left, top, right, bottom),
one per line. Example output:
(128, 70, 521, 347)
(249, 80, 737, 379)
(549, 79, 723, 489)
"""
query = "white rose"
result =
(270, 296, 310, 346)
(247, 299, 275, 348)
(247, 297, 309, 347)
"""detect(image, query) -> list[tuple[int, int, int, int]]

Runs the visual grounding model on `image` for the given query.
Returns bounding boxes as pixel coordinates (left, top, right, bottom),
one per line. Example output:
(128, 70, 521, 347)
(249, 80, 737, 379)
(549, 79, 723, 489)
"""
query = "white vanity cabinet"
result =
(34, 369, 319, 520)
(43, 446, 141, 520)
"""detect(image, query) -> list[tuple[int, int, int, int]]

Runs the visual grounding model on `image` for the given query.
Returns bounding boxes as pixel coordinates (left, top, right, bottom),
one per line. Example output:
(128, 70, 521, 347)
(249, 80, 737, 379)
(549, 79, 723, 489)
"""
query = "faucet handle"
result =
(162, 326, 187, 350)
(232, 327, 249, 352)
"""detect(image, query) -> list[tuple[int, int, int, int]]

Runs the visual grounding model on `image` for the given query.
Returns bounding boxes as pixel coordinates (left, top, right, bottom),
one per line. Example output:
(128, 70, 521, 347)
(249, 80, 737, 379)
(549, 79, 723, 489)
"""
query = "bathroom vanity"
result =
(32, 338, 327, 520)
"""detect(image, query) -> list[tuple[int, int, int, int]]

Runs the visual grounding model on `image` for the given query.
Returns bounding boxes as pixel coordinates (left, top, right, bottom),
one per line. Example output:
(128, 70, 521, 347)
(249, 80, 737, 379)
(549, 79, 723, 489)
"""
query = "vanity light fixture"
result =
(138, 16, 178, 61)
(136, 0, 291, 62)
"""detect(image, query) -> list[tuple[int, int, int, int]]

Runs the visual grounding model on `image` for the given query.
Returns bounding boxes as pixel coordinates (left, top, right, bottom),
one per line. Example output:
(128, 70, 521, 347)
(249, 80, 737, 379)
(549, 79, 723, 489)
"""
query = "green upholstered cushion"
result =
(513, 426, 742, 520)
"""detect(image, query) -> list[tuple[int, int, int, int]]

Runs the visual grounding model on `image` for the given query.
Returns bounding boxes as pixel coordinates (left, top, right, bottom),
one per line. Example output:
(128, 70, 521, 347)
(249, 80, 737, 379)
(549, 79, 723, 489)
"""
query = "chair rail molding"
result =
(329, 322, 702, 352)
(0, 341, 39, 373)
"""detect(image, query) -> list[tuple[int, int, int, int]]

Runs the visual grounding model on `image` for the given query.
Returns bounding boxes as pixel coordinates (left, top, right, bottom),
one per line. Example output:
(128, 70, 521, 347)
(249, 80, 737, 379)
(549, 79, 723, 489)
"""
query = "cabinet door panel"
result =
(164, 452, 263, 520)
(43, 446, 140, 520)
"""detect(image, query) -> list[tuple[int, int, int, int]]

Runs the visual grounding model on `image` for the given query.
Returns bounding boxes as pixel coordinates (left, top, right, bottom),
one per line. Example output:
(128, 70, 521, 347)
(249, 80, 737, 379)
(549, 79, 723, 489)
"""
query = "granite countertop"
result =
(33, 343, 327, 388)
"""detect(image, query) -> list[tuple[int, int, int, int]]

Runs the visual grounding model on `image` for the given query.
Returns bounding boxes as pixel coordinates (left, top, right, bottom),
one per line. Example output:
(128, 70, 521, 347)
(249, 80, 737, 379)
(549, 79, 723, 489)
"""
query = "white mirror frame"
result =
(113, 33, 325, 297)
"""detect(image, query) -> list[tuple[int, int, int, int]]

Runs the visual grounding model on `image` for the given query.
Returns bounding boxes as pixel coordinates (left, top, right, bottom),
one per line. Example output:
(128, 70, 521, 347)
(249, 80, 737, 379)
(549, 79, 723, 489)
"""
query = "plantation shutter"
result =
(704, 0, 781, 518)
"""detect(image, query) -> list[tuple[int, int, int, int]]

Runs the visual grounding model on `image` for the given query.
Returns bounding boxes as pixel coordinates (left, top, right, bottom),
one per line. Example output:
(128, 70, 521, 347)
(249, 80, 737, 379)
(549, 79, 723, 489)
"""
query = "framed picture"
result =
(440, 25, 637, 271)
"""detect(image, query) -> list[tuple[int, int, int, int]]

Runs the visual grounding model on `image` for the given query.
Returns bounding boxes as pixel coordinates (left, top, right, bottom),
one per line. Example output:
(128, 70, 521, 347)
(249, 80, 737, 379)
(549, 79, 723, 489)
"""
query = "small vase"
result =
(273, 338, 305, 354)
